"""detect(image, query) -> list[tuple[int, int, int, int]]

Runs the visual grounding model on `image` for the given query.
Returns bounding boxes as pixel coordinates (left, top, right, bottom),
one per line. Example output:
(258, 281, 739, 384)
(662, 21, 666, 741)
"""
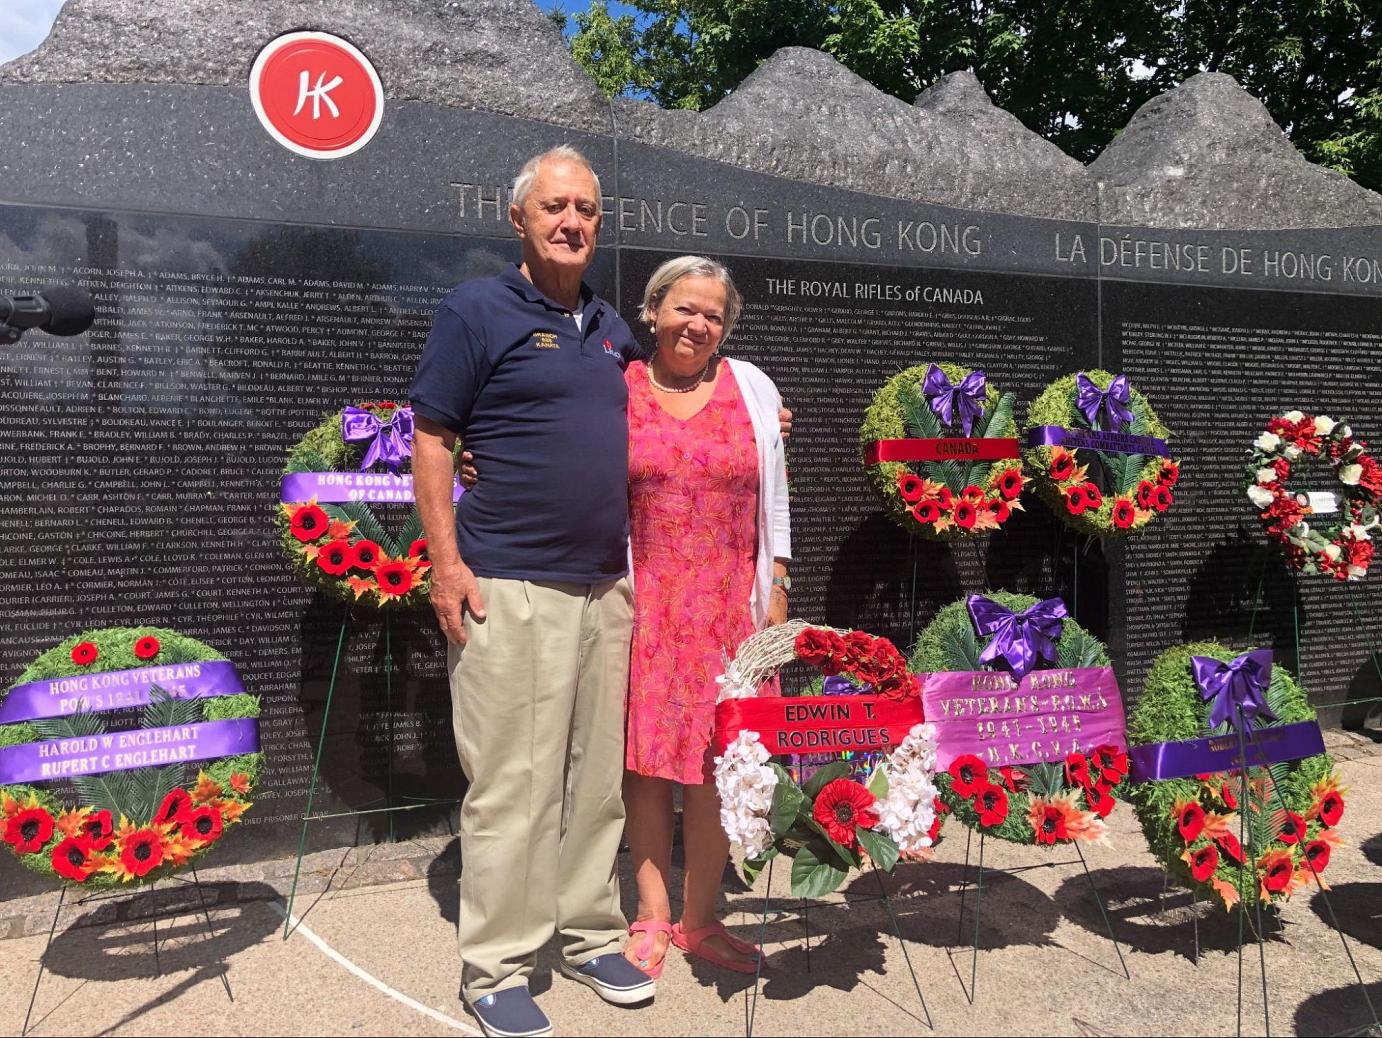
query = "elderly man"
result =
(409, 146, 651, 1038)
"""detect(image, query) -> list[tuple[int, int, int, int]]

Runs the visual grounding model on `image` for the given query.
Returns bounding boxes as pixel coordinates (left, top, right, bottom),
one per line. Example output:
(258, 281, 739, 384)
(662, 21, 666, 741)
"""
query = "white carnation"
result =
(1255, 467, 1278, 484)
(1340, 463, 1363, 486)
(1284, 445, 1302, 460)
(1255, 432, 1281, 452)
(874, 724, 941, 855)
(1323, 543, 1343, 561)
(1339, 425, 1353, 438)
(714, 731, 778, 859)
(1347, 524, 1372, 542)
(1283, 410, 1304, 422)
(1348, 565, 1367, 580)
(1247, 485, 1276, 509)
(1315, 416, 1336, 435)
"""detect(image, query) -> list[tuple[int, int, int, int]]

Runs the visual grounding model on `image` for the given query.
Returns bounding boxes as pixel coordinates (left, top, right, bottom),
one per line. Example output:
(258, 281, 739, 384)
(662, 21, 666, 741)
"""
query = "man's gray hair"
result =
(639, 255, 743, 343)
(511, 145, 602, 207)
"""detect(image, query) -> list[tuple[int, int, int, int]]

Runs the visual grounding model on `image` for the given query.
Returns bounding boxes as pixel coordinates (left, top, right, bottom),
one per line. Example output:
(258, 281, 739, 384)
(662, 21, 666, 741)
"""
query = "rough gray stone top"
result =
(616, 51, 1094, 223)
(1091, 71, 1382, 229)
(0, 0, 611, 134)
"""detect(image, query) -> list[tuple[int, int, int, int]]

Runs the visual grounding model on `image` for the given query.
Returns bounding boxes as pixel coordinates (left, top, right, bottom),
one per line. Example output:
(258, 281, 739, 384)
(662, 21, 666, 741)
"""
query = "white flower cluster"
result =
(713, 731, 778, 859)
(875, 723, 942, 854)
(714, 654, 756, 702)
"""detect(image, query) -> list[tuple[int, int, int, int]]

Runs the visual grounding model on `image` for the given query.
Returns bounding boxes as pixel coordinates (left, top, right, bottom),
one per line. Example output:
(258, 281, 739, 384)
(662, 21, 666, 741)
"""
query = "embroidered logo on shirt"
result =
(530, 331, 560, 350)
(602, 339, 618, 357)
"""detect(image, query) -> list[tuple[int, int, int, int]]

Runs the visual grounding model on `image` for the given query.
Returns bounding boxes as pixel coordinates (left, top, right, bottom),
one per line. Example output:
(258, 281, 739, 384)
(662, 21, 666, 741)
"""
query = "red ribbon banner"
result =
(864, 438, 1021, 464)
(713, 695, 925, 756)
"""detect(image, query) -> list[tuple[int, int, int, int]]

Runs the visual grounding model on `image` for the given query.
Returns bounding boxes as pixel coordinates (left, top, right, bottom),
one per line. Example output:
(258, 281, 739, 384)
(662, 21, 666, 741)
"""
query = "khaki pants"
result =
(449, 576, 632, 1000)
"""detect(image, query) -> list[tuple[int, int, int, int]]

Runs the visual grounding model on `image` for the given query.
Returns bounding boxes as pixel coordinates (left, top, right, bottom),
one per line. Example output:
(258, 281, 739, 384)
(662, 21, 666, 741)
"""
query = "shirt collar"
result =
(500, 263, 599, 318)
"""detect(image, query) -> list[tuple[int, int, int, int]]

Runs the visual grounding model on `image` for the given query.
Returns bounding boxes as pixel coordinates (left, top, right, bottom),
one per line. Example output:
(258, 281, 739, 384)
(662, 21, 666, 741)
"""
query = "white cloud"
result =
(0, 0, 68, 66)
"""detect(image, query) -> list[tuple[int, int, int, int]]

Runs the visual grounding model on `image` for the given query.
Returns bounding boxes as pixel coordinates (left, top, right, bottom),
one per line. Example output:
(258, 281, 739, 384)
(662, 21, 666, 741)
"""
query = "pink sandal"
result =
(671, 921, 763, 974)
(627, 920, 674, 979)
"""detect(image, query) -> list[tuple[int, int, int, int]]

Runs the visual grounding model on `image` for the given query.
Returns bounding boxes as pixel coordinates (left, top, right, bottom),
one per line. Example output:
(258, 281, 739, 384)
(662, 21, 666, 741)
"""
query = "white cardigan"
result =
(625, 357, 792, 631)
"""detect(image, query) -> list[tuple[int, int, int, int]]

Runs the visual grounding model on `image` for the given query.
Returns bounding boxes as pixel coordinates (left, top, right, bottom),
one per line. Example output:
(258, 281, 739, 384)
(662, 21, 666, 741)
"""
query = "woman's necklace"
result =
(648, 357, 713, 394)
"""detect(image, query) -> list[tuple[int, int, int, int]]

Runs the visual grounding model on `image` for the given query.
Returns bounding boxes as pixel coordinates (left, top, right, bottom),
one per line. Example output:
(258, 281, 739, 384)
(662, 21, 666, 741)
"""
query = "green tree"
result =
(555, 0, 1382, 190)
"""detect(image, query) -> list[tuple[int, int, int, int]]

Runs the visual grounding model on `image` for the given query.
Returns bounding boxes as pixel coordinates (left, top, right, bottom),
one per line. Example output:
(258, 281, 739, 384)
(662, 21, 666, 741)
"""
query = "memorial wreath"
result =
(712, 621, 941, 896)
(860, 363, 1027, 540)
(278, 401, 456, 608)
(1124, 642, 1341, 910)
(1023, 370, 1179, 537)
(0, 628, 260, 887)
(911, 592, 1129, 846)
(1243, 410, 1381, 580)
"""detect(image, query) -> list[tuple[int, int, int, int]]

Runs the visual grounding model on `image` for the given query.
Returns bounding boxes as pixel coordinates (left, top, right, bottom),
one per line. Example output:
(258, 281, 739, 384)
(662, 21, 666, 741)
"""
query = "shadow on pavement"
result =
(1362, 832, 1382, 867)
(1293, 979, 1382, 1037)
(883, 860, 1062, 951)
(1307, 882, 1382, 951)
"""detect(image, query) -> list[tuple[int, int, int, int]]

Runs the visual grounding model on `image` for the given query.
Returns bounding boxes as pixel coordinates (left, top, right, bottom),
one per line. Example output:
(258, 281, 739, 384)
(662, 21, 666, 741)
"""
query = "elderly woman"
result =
(621, 256, 791, 978)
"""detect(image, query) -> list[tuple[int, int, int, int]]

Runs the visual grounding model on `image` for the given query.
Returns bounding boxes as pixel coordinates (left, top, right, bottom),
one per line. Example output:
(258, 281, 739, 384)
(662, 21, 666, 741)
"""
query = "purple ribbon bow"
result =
(823, 675, 871, 696)
(922, 364, 986, 436)
(1075, 373, 1134, 431)
(342, 406, 414, 472)
(967, 594, 1069, 681)
(1191, 649, 1277, 731)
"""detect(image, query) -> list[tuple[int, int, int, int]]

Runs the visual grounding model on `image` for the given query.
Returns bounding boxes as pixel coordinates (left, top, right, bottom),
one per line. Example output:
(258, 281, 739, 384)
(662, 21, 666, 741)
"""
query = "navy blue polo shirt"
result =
(409, 264, 640, 584)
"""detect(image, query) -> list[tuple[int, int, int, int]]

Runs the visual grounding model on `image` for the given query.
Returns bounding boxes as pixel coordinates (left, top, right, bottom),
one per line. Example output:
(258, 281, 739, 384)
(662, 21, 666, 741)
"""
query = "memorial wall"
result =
(1, 0, 1380, 895)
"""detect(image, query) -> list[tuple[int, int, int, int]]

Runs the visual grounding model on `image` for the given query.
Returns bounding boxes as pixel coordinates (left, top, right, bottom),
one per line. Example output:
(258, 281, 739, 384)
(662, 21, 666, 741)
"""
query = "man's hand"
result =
(778, 406, 793, 440)
(459, 449, 478, 490)
(431, 557, 486, 645)
(767, 588, 788, 627)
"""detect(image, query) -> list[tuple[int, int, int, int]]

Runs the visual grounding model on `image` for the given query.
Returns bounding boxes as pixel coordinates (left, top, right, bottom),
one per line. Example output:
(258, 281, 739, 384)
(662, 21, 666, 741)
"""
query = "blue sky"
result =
(0, 0, 66, 65)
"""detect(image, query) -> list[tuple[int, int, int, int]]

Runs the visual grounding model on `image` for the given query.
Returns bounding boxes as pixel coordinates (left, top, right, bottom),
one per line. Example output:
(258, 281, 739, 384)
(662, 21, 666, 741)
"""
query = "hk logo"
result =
(250, 32, 384, 160)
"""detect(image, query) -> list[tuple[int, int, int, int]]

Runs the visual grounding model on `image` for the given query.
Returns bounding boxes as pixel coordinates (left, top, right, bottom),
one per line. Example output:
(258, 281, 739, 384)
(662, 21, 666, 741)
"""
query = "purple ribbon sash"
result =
(0, 718, 261, 784)
(0, 661, 244, 725)
(1128, 720, 1325, 781)
(342, 406, 414, 472)
(968, 594, 1068, 682)
(280, 472, 464, 504)
(1026, 426, 1169, 457)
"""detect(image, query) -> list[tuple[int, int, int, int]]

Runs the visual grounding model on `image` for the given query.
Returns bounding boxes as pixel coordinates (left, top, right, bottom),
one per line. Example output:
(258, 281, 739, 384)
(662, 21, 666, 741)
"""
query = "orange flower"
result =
(55, 806, 92, 839)
(229, 773, 251, 795)
(1027, 792, 1106, 845)
(215, 799, 249, 823)
(191, 772, 223, 804)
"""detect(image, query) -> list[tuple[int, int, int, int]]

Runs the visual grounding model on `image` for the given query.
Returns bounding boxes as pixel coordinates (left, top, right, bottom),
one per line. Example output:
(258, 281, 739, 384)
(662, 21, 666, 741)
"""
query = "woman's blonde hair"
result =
(638, 255, 743, 344)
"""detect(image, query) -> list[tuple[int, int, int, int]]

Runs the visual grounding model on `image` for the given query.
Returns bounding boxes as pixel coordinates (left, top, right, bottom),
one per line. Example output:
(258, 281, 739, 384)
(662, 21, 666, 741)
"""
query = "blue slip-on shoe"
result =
(466, 987, 552, 1038)
(559, 953, 657, 1005)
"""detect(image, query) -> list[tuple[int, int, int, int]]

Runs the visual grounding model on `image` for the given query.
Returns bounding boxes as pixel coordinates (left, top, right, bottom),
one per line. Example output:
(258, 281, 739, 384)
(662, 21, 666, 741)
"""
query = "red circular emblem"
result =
(249, 32, 384, 159)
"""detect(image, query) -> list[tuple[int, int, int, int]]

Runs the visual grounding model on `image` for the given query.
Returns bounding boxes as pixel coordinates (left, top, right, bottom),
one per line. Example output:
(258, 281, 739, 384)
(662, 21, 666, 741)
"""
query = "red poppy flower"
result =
(376, 400, 397, 410)
(407, 538, 428, 558)
(996, 765, 1028, 792)
(1081, 483, 1103, 510)
(1092, 745, 1128, 784)
(133, 635, 161, 660)
(1159, 460, 1180, 486)
(1050, 452, 1076, 482)
(184, 806, 224, 846)
(70, 641, 98, 666)
(961, 485, 986, 504)
(119, 828, 165, 877)
(952, 501, 978, 530)
(936, 487, 953, 510)
(51, 836, 97, 882)
(81, 810, 114, 849)
(997, 469, 1024, 500)
(1064, 487, 1088, 515)
(317, 540, 353, 576)
(350, 539, 382, 570)
(1260, 850, 1294, 894)
(375, 561, 415, 597)
(1177, 801, 1205, 843)
(795, 628, 837, 668)
(1136, 480, 1156, 509)
(289, 504, 329, 543)
(974, 782, 1009, 827)
(912, 500, 942, 525)
(1220, 782, 1238, 809)
(154, 789, 192, 829)
(1316, 790, 1344, 827)
(948, 755, 988, 799)
(812, 779, 878, 848)
(1032, 804, 1068, 845)
(1216, 831, 1245, 864)
(1304, 839, 1331, 873)
(897, 472, 926, 503)
(1151, 485, 1173, 512)
(988, 499, 1012, 523)
(4, 806, 55, 854)
(1085, 784, 1116, 818)
(1111, 498, 1137, 529)
(1278, 812, 1306, 845)
(1187, 844, 1219, 882)
(1064, 753, 1091, 787)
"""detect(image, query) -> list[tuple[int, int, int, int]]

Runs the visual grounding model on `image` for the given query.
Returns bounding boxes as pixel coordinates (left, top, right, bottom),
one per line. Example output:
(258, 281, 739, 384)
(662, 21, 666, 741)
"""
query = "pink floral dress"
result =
(625, 361, 759, 785)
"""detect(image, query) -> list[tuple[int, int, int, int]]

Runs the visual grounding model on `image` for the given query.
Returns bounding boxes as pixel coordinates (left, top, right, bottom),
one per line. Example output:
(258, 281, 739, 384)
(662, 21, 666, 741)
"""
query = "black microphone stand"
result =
(0, 323, 23, 345)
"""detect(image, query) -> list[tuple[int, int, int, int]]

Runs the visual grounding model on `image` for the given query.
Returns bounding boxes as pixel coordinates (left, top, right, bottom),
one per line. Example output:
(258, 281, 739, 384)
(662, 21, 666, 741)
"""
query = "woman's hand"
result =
(768, 587, 789, 627)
